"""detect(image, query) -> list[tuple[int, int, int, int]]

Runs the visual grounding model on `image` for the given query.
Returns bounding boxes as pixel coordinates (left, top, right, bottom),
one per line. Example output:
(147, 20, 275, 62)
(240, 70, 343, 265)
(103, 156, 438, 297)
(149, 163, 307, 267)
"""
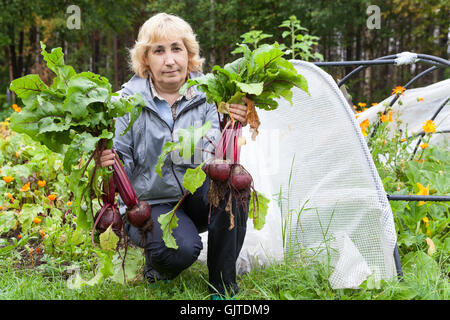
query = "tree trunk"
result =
(209, 0, 216, 68)
(92, 30, 100, 74)
(17, 30, 24, 78)
(114, 35, 119, 91)
(35, 25, 40, 75)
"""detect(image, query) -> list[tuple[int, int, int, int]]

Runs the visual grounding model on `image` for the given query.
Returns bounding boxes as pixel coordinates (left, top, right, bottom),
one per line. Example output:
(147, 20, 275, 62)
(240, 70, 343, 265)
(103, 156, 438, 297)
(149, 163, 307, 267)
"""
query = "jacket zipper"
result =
(144, 97, 207, 197)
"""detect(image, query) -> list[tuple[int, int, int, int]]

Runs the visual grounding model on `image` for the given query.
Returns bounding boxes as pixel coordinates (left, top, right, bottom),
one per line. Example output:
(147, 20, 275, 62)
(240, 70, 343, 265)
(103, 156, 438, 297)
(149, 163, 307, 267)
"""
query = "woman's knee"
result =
(150, 235, 203, 275)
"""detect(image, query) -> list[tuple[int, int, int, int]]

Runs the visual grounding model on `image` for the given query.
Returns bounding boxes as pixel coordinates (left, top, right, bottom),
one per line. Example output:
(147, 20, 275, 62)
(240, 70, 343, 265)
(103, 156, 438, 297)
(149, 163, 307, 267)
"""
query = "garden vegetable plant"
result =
(156, 42, 309, 249)
(7, 42, 147, 286)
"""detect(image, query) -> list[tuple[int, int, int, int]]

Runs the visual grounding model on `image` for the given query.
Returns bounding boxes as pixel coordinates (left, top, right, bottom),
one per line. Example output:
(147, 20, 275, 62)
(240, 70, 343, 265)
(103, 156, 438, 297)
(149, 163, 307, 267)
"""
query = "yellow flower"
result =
(392, 86, 406, 96)
(371, 103, 378, 106)
(38, 180, 46, 187)
(359, 119, 370, 137)
(48, 194, 57, 201)
(416, 182, 429, 206)
(422, 120, 436, 133)
(400, 138, 406, 142)
(420, 143, 428, 149)
(12, 104, 21, 113)
(358, 102, 367, 108)
(387, 111, 394, 122)
(67, 201, 72, 207)
(6, 193, 14, 202)
(33, 217, 42, 224)
(2, 176, 14, 183)
(417, 97, 424, 102)
(422, 217, 429, 227)
(20, 182, 30, 192)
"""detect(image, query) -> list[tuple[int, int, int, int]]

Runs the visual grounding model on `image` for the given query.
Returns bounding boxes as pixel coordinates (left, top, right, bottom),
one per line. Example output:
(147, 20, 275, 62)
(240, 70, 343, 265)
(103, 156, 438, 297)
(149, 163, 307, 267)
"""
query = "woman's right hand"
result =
(96, 149, 115, 168)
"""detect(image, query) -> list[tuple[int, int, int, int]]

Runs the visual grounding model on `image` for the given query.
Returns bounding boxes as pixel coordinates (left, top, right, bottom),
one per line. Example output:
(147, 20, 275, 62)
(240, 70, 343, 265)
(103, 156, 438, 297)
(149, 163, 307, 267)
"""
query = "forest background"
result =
(0, 0, 449, 121)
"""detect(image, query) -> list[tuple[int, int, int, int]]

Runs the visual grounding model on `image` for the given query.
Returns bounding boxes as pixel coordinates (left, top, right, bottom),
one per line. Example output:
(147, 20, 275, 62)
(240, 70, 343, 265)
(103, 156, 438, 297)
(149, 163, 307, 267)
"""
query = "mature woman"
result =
(98, 13, 249, 299)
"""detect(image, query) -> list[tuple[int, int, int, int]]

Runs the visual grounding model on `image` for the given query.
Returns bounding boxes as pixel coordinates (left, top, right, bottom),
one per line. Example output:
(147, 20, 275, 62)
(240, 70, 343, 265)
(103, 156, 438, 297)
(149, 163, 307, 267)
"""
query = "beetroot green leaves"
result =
(9, 42, 144, 174)
(181, 43, 308, 111)
(9, 42, 145, 231)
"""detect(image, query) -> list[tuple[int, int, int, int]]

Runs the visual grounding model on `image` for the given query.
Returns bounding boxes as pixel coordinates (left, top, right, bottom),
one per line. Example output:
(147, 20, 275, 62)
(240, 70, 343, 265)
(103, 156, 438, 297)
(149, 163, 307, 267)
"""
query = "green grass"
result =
(1, 248, 448, 300)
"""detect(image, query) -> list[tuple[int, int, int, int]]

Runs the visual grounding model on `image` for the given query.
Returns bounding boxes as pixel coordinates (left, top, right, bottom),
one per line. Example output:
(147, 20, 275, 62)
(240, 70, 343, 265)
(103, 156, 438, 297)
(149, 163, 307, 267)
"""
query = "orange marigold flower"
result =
(6, 193, 14, 202)
(359, 119, 370, 137)
(36, 247, 41, 253)
(392, 86, 406, 96)
(371, 103, 378, 106)
(12, 104, 21, 113)
(387, 111, 394, 122)
(422, 120, 436, 133)
(33, 217, 42, 224)
(420, 143, 428, 149)
(400, 138, 407, 142)
(18, 234, 22, 239)
(2, 176, 14, 183)
(38, 180, 46, 187)
(358, 102, 367, 107)
(20, 182, 30, 192)
(40, 230, 46, 238)
(48, 194, 57, 201)
(67, 201, 72, 207)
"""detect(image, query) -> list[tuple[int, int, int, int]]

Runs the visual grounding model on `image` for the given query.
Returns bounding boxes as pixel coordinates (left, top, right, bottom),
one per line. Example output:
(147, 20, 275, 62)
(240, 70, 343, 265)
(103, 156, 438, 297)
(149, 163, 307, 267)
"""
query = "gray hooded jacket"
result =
(112, 73, 220, 214)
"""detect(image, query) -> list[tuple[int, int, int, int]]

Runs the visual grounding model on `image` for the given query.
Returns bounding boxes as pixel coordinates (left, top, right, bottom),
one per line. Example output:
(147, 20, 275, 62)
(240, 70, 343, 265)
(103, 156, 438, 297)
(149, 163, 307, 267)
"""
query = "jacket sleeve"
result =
(202, 101, 221, 162)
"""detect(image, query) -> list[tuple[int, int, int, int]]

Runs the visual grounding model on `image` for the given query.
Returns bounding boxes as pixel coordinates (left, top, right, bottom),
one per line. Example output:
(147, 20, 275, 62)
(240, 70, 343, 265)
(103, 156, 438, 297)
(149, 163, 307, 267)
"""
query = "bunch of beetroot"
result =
(203, 110, 257, 230)
(92, 140, 153, 246)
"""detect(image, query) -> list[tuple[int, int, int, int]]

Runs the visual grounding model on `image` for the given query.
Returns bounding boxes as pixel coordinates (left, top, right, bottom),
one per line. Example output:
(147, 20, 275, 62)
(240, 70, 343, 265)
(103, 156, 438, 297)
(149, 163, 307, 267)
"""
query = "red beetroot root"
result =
(230, 164, 253, 191)
(94, 205, 123, 236)
(206, 159, 232, 182)
(126, 200, 152, 228)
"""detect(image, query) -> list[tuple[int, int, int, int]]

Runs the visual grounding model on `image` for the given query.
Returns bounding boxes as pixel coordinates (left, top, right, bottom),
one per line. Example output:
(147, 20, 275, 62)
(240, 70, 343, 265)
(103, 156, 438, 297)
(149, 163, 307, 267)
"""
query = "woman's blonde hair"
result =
(129, 13, 204, 78)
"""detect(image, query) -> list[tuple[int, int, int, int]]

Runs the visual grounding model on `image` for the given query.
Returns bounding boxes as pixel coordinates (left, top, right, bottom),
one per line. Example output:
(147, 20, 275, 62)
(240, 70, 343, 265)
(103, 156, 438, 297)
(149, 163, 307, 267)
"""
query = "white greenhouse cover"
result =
(198, 60, 399, 289)
(356, 78, 450, 149)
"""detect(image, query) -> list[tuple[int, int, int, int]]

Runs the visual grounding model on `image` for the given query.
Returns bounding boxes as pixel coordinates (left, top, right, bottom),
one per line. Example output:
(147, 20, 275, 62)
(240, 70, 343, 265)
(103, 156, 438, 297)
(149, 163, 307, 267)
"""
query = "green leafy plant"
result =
(8, 42, 144, 232)
(6, 42, 148, 289)
(155, 43, 308, 249)
(279, 15, 323, 61)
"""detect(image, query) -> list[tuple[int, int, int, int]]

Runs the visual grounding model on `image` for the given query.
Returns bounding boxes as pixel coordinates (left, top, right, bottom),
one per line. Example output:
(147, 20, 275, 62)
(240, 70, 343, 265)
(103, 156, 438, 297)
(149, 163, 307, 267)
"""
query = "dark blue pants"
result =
(124, 178, 248, 296)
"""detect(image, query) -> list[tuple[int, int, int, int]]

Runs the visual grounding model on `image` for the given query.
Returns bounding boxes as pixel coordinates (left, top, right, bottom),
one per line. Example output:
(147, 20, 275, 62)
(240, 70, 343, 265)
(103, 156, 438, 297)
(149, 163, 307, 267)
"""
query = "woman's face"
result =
(146, 38, 189, 92)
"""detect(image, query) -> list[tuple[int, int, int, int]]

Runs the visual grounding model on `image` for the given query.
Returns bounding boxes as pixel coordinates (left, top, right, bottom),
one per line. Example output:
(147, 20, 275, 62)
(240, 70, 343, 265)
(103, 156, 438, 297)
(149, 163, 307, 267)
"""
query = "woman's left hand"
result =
(229, 103, 248, 126)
